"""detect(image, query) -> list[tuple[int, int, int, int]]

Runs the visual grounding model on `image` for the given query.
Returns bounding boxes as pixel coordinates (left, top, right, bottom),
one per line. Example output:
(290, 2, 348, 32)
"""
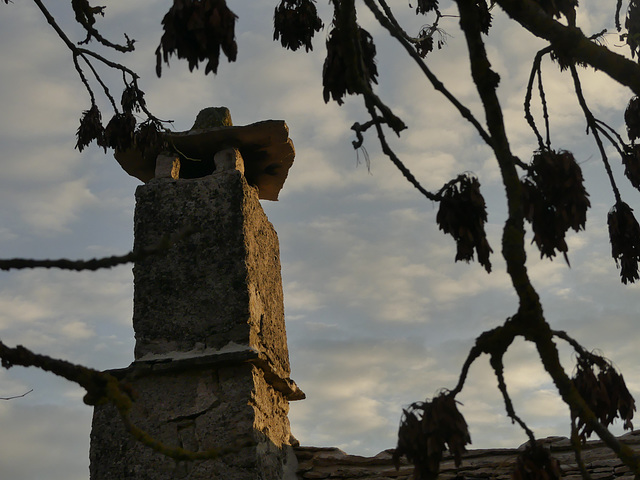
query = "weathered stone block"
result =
(132, 167, 289, 378)
(90, 361, 296, 480)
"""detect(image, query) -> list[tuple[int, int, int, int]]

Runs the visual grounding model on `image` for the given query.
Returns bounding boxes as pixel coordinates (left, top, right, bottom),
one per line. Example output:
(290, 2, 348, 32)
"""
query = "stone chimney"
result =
(90, 108, 303, 480)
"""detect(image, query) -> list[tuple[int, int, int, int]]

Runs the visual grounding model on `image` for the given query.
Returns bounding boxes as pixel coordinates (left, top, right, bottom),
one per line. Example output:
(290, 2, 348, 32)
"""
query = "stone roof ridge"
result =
(294, 431, 640, 480)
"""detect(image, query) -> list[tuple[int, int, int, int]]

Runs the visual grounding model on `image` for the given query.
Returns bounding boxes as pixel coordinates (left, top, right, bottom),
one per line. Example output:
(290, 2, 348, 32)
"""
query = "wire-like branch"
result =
(0, 226, 196, 272)
(361, 101, 439, 201)
(569, 64, 622, 204)
(524, 49, 550, 150)
(0, 389, 33, 400)
(363, 0, 493, 147)
(491, 353, 537, 445)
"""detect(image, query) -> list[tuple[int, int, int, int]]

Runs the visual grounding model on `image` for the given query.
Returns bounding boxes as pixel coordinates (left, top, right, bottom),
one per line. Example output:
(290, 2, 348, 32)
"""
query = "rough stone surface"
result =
(91, 161, 299, 480)
(293, 432, 640, 480)
(132, 167, 290, 379)
(90, 363, 295, 480)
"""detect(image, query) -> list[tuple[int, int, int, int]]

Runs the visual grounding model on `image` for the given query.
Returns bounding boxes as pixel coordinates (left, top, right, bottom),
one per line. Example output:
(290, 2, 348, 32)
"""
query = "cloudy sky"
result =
(2, 1, 640, 479)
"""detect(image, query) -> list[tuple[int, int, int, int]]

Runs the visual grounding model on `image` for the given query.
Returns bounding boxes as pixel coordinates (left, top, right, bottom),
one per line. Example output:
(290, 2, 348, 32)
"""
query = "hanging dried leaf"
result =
(104, 112, 136, 151)
(273, 0, 323, 52)
(416, 29, 434, 58)
(413, 0, 439, 15)
(322, 3, 378, 105)
(156, 0, 238, 77)
(622, 1, 640, 59)
(625, 96, 640, 141)
(521, 149, 590, 263)
(512, 443, 561, 480)
(76, 105, 105, 152)
(572, 352, 636, 441)
(475, 0, 493, 34)
(121, 84, 146, 114)
(436, 174, 492, 272)
(393, 393, 471, 480)
(608, 201, 640, 284)
(135, 120, 167, 159)
(622, 143, 640, 190)
(71, 0, 105, 29)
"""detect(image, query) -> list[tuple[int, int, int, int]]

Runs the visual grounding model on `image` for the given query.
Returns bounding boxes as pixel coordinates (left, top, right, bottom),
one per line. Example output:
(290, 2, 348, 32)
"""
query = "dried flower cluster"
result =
(521, 149, 590, 263)
(572, 353, 636, 441)
(75, 106, 165, 155)
(416, 29, 435, 58)
(121, 84, 146, 114)
(71, 0, 105, 29)
(436, 175, 492, 272)
(607, 201, 640, 284)
(322, 5, 378, 105)
(624, 96, 640, 142)
(622, 144, 640, 190)
(76, 105, 104, 152)
(156, 0, 238, 77)
(619, 1, 640, 59)
(273, 0, 323, 53)
(512, 443, 562, 480)
(413, 0, 439, 15)
(474, 0, 493, 35)
(393, 394, 471, 480)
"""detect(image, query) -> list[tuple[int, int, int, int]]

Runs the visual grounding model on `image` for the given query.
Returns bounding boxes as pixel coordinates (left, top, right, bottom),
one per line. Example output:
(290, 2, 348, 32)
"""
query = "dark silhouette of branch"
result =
(0, 339, 223, 461)
(570, 64, 622, 204)
(0, 226, 196, 272)
(0, 388, 33, 400)
(363, 0, 493, 147)
(496, 0, 640, 95)
(490, 353, 536, 445)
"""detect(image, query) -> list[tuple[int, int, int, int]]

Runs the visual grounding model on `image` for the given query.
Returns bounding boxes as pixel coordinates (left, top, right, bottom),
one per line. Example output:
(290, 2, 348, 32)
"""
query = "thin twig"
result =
(0, 226, 196, 272)
(0, 389, 33, 400)
(363, 0, 493, 147)
(363, 101, 438, 201)
(569, 64, 622, 203)
(491, 353, 537, 445)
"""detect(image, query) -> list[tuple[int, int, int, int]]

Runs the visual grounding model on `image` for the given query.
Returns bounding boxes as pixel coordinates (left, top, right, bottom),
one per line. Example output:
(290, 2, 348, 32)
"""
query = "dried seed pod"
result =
(121, 84, 146, 114)
(156, 0, 238, 77)
(623, 2, 640, 59)
(625, 97, 640, 142)
(394, 393, 471, 480)
(512, 443, 561, 480)
(622, 144, 640, 190)
(104, 112, 136, 152)
(608, 201, 640, 284)
(572, 352, 636, 441)
(437, 174, 492, 272)
(76, 105, 105, 152)
(135, 120, 166, 159)
(273, 0, 323, 52)
(522, 149, 590, 263)
(322, 5, 378, 105)
(416, 30, 434, 58)
(413, 0, 439, 14)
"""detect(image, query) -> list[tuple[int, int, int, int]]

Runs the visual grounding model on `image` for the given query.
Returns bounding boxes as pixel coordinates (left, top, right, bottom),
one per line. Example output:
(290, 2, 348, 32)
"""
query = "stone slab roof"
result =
(294, 431, 640, 480)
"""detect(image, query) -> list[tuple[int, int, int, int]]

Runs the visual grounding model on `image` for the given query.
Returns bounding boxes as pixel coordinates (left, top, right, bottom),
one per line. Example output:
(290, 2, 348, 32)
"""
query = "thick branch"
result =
(495, 0, 640, 96)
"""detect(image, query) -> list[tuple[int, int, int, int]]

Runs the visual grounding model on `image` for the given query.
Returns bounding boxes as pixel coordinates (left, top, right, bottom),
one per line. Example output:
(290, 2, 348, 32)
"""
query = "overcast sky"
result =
(2, 1, 640, 479)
